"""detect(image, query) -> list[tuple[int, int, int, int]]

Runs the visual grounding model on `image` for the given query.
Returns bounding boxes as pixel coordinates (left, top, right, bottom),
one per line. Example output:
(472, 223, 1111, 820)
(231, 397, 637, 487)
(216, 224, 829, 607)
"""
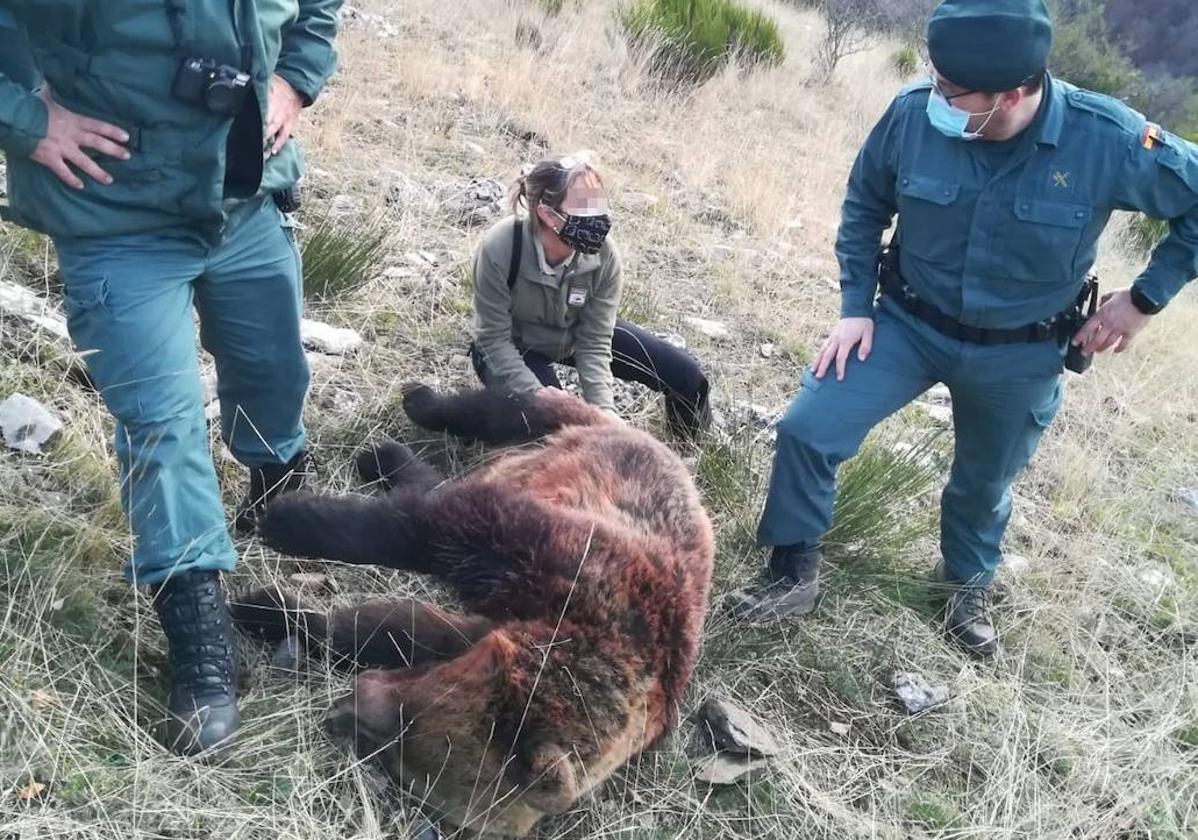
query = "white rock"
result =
(0, 280, 70, 342)
(683, 316, 731, 340)
(300, 319, 363, 355)
(1003, 553, 1031, 574)
(199, 370, 218, 405)
(892, 672, 949, 714)
(829, 721, 851, 736)
(1136, 564, 1175, 592)
(760, 343, 776, 358)
(923, 383, 952, 404)
(323, 387, 361, 413)
(460, 141, 486, 159)
(715, 399, 778, 433)
(1172, 487, 1198, 516)
(692, 753, 771, 785)
(340, 4, 397, 37)
(785, 216, 803, 230)
(382, 265, 419, 281)
(384, 172, 432, 209)
(917, 402, 954, 424)
(436, 176, 506, 226)
(0, 393, 63, 454)
(695, 697, 781, 758)
(304, 351, 340, 372)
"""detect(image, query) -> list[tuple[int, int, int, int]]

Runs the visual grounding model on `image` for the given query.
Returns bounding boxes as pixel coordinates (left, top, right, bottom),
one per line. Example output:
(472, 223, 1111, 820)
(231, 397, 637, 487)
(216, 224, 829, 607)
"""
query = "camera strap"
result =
(164, 0, 251, 71)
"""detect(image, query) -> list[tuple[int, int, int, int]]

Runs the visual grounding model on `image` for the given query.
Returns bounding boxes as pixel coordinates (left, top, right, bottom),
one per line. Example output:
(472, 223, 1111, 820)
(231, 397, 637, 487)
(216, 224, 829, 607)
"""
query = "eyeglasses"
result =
(924, 61, 977, 102)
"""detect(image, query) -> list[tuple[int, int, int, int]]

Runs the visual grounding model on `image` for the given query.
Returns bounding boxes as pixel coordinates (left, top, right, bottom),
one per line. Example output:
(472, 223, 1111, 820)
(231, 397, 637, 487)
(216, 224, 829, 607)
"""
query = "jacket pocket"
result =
(896, 172, 964, 265)
(1009, 197, 1089, 281)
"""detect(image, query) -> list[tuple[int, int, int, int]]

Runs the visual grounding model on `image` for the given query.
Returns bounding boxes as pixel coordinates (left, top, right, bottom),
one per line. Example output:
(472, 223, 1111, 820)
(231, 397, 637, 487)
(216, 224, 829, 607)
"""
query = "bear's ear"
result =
(517, 743, 579, 815)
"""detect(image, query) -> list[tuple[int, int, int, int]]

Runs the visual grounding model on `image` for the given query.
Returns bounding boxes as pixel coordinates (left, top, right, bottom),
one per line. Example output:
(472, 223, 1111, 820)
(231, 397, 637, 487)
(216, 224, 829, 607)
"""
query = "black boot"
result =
(152, 569, 240, 756)
(725, 544, 823, 618)
(234, 449, 314, 534)
(665, 377, 712, 439)
(932, 561, 998, 658)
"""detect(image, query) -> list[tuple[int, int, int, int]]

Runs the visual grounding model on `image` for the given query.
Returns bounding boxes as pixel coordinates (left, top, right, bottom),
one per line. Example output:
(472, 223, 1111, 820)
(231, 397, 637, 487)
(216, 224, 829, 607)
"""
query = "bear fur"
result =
(233, 383, 714, 837)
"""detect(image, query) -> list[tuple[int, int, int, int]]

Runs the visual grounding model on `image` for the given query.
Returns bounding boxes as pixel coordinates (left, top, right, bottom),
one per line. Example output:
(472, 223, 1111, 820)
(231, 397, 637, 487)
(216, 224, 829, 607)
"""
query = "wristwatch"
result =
(1129, 286, 1164, 316)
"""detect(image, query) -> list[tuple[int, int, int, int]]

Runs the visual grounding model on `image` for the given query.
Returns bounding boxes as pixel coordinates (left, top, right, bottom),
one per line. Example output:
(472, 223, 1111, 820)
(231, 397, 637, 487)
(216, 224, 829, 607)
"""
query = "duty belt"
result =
(876, 245, 1095, 346)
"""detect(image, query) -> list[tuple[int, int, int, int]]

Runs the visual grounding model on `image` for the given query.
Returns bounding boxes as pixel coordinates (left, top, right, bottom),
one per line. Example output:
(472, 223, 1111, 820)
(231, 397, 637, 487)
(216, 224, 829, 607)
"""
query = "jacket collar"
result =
(1033, 72, 1064, 148)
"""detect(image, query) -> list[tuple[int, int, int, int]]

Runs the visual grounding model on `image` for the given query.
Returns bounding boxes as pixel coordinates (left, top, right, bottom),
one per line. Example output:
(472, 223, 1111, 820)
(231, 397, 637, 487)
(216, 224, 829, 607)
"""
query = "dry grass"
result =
(1, 0, 1196, 838)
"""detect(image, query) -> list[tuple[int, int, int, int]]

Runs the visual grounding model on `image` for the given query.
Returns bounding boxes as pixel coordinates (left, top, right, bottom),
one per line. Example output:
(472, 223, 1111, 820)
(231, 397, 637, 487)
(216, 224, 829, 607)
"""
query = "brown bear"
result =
(233, 383, 714, 837)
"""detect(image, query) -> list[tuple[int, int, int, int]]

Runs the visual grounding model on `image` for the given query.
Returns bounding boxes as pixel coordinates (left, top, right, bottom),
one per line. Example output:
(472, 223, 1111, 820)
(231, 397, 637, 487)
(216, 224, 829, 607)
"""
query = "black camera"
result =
(172, 57, 251, 115)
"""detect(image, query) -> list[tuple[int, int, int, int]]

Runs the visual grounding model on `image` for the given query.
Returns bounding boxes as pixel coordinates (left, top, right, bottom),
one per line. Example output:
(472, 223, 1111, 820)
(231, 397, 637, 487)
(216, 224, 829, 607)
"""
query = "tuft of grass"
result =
(824, 429, 944, 557)
(617, 271, 662, 325)
(891, 45, 918, 78)
(297, 207, 391, 301)
(907, 791, 966, 831)
(1127, 213, 1169, 255)
(621, 0, 785, 85)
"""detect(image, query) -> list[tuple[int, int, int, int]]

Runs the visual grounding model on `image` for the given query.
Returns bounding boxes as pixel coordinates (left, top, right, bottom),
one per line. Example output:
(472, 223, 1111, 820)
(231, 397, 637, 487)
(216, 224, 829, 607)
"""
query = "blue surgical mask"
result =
(926, 89, 999, 141)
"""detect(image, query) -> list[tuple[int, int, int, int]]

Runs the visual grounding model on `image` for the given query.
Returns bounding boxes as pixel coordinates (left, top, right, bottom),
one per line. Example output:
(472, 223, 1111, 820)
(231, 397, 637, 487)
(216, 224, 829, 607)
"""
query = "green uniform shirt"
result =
(471, 216, 623, 413)
(837, 74, 1198, 327)
(0, 0, 341, 241)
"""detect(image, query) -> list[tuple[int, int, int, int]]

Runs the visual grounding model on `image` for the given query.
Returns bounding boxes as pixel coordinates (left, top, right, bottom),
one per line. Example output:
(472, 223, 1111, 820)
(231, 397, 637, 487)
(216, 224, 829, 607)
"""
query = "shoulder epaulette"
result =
(1064, 88, 1145, 136)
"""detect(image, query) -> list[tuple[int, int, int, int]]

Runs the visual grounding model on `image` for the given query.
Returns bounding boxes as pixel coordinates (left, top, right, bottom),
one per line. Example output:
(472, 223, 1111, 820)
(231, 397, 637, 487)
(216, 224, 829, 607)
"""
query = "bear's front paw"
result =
(229, 585, 302, 640)
(401, 383, 447, 431)
(355, 440, 418, 489)
(258, 493, 325, 558)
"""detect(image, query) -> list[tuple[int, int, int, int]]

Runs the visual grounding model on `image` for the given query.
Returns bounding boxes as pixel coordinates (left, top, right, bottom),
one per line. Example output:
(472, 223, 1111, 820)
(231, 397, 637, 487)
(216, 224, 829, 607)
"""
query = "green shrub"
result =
(622, 0, 785, 85)
(1047, 0, 1144, 103)
(297, 208, 390, 301)
(891, 45, 919, 78)
(538, 0, 565, 12)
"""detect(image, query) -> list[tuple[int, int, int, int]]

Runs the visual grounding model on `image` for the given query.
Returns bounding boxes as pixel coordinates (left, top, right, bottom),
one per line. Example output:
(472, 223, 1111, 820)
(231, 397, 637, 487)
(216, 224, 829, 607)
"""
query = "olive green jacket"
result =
(471, 215, 623, 413)
(0, 0, 340, 241)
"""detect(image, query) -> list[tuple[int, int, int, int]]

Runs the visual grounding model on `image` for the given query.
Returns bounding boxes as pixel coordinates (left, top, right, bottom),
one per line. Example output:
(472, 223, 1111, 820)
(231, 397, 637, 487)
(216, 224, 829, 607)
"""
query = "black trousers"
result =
(470, 319, 710, 433)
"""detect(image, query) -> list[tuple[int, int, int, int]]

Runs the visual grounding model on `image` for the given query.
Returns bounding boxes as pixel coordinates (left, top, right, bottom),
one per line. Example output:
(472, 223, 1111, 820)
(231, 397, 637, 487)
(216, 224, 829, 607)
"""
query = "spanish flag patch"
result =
(1141, 122, 1164, 150)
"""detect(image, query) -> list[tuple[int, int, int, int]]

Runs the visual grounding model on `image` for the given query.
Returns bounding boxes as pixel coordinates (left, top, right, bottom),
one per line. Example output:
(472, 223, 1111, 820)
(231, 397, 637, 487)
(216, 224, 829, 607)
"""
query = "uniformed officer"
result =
(732, 0, 1198, 657)
(0, 1, 341, 753)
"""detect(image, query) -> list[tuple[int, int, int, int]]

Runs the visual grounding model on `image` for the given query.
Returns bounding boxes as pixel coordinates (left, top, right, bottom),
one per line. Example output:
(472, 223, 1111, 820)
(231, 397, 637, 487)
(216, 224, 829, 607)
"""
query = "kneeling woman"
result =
(469, 152, 710, 436)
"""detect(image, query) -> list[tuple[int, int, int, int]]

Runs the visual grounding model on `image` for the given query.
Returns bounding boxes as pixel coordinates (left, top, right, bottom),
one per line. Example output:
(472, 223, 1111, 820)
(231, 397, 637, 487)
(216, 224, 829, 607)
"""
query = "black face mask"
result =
(552, 211, 612, 255)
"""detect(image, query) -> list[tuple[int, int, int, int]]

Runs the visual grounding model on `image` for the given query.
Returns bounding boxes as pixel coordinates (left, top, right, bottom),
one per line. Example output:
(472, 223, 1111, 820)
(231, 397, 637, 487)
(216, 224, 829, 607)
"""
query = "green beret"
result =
(927, 0, 1052, 92)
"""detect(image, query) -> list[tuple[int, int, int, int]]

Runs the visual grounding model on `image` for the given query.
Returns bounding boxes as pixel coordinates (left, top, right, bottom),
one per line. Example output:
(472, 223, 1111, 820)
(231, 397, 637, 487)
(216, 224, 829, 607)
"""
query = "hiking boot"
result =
(932, 561, 998, 658)
(725, 544, 823, 619)
(234, 449, 314, 534)
(152, 569, 240, 756)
